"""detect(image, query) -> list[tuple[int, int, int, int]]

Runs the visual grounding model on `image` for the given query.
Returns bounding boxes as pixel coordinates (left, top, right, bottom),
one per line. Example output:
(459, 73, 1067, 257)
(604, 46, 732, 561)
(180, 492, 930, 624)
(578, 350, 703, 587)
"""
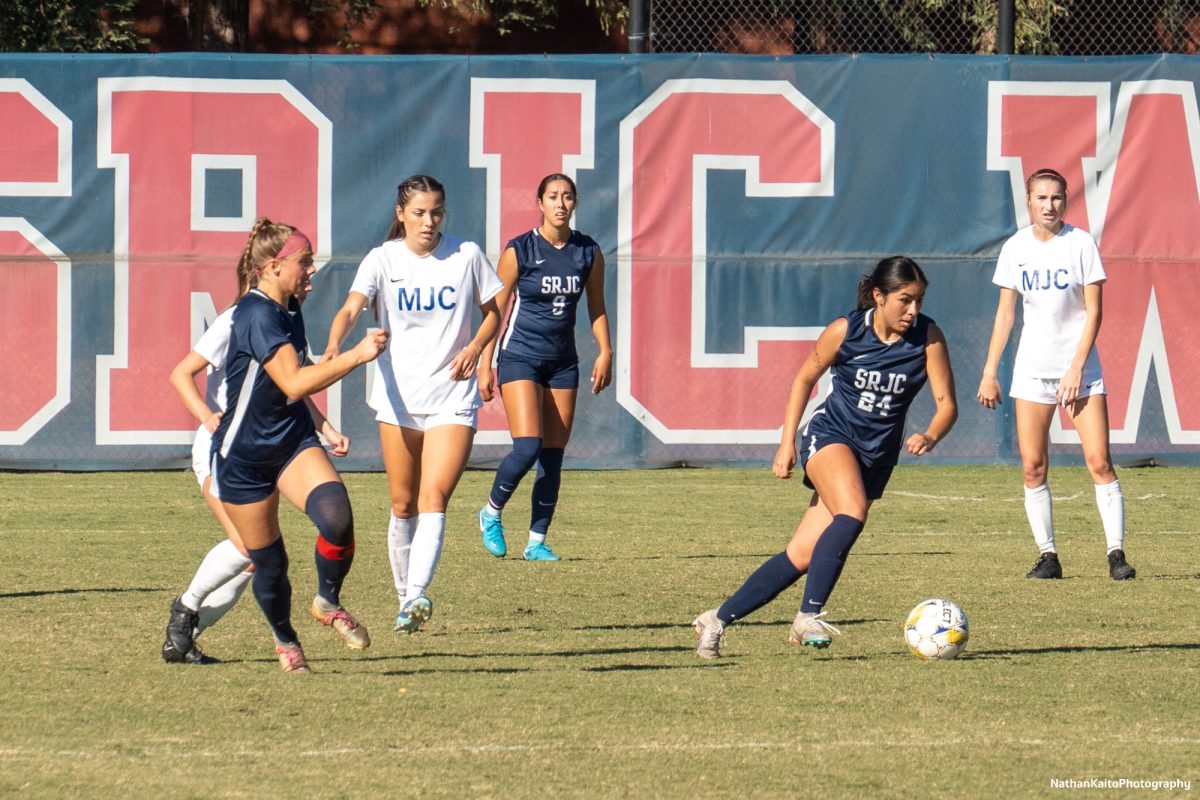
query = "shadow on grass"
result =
(342, 645, 693, 663)
(551, 553, 777, 562)
(0, 586, 161, 599)
(581, 662, 737, 672)
(570, 618, 883, 631)
(967, 642, 1200, 658)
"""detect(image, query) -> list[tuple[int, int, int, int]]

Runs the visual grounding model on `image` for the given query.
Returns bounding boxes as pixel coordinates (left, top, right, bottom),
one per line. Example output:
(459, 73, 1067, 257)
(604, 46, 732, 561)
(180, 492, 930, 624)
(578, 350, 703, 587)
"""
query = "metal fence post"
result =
(629, 0, 648, 53)
(998, 0, 1015, 54)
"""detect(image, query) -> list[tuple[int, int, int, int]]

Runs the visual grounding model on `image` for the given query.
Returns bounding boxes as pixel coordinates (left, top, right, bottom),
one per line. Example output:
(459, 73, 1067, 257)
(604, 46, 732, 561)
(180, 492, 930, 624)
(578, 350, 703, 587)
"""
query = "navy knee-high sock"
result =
(800, 514, 865, 615)
(488, 437, 542, 509)
(246, 537, 298, 644)
(716, 551, 804, 624)
(530, 447, 564, 536)
(308, 482, 355, 606)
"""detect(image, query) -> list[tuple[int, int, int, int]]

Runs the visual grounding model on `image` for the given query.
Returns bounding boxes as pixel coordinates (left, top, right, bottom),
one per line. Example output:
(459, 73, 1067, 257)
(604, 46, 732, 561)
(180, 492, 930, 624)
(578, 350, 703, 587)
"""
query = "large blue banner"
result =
(1, 53, 1198, 469)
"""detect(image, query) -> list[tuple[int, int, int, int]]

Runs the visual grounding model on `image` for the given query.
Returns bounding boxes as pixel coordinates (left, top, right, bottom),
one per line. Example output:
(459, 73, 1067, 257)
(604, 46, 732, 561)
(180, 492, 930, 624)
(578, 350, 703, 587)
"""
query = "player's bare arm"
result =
(774, 318, 847, 478)
(908, 324, 958, 456)
(977, 287, 1018, 409)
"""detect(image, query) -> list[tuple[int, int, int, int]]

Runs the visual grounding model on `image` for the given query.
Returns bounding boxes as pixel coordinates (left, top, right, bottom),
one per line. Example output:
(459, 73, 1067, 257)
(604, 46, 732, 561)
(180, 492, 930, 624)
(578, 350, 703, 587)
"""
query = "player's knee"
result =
(307, 481, 354, 550)
(390, 499, 417, 517)
(247, 537, 288, 581)
(536, 447, 564, 475)
(1021, 460, 1047, 486)
(507, 436, 543, 473)
(1085, 456, 1115, 482)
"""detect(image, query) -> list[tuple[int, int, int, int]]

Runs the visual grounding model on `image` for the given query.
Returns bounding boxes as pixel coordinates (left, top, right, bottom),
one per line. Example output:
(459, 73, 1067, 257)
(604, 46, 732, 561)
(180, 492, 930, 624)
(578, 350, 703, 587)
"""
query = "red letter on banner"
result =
(96, 78, 331, 444)
(469, 78, 595, 441)
(989, 81, 1200, 444)
(617, 80, 834, 443)
(0, 80, 72, 445)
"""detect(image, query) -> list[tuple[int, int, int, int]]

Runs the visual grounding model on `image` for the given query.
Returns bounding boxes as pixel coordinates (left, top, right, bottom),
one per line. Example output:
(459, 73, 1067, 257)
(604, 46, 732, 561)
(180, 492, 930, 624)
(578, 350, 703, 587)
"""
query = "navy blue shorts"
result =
(212, 435, 323, 505)
(798, 430, 895, 501)
(498, 353, 580, 390)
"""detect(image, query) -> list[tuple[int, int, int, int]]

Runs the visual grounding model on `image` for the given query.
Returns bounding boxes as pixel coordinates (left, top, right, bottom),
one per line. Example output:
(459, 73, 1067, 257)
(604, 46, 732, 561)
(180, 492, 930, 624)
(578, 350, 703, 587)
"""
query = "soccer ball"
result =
(904, 598, 969, 660)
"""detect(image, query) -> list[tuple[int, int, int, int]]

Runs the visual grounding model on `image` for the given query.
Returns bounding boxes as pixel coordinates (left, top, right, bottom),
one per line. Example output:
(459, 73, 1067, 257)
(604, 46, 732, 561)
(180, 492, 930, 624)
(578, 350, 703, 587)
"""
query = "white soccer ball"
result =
(904, 598, 969, 660)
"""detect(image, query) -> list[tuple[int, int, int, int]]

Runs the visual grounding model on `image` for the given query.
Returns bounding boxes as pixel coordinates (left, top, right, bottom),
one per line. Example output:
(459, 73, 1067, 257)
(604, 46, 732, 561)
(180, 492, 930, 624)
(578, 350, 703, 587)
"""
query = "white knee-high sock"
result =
(1095, 479, 1125, 553)
(182, 539, 253, 612)
(196, 568, 253, 633)
(1024, 483, 1056, 554)
(388, 513, 415, 604)
(404, 512, 446, 604)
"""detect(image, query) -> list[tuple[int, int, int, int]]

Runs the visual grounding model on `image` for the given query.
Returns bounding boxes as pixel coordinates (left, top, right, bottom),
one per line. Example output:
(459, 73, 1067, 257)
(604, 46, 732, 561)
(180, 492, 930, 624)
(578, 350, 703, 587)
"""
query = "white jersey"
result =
(993, 223, 1106, 379)
(188, 307, 235, 482)
(193, 306, 236, 412)
(352, 234, 503, 416)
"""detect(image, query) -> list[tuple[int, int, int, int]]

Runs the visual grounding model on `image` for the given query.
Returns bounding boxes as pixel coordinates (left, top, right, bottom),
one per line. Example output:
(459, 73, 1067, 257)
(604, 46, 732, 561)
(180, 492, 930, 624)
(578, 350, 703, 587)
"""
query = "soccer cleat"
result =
(523, 542, 560, 561)
(691, 609, 725, 660)
(479, 506, 507, 558)
(310, 596, 371, 650)
(1026, 551, 1063, 579)
(788, 610, 841, 649)
(394, 595, 433, 634)
(1107, 549, 1136, 581)
(162, 595, 199, 663)
(275, 641, 312, 674)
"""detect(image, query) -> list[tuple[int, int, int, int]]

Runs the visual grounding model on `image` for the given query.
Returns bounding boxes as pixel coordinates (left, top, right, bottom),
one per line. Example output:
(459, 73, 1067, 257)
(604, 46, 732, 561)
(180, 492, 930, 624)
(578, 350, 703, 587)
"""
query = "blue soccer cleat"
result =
(479, 506, 507, 558)
(394, 595, 433, 634)
(523, 542, 560, 562)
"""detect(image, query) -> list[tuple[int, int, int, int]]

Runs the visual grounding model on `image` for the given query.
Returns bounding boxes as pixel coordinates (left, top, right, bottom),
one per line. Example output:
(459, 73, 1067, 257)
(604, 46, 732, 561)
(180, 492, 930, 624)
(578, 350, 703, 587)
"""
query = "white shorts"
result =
(190, 425, 213, 487)
(1010, 374, 1106, 405)
(378, 405, 478, 431)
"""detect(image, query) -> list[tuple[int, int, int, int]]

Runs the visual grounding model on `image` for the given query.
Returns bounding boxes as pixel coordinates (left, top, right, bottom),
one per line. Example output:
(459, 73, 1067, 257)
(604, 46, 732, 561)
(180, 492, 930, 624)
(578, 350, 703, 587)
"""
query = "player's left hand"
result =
(449, 343, 482, 381)
(1056, 366, 1083, 407)
(590, 351, 612, 394)
(906, 433, 936, 456)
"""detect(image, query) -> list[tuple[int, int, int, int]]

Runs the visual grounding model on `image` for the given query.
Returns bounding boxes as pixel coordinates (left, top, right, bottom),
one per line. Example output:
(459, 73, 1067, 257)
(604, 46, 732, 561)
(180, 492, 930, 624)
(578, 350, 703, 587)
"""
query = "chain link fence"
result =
(650, 0, 1200, 55)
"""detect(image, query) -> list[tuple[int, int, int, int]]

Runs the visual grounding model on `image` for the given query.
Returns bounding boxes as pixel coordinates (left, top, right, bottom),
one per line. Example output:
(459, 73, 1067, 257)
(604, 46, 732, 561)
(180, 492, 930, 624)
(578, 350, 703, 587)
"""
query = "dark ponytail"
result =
(856, 256, 928, 310)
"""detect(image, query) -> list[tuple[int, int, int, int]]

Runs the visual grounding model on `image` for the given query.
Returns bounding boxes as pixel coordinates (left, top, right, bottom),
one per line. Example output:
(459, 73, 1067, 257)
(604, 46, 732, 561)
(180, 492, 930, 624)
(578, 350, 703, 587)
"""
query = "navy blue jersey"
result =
(803, 308, 933, 467)
(499, 228, 598, 362)
(212, 290, 314, 466)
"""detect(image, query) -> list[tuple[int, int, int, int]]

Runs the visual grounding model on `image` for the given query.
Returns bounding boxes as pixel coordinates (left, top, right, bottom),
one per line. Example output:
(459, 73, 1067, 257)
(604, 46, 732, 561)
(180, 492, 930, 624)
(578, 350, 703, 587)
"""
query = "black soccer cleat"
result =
(161, 639, 219, 664)
(1107, 549, 1136, 581)
(1026, 552, 1062, 579)
(162, 595, 199, 663)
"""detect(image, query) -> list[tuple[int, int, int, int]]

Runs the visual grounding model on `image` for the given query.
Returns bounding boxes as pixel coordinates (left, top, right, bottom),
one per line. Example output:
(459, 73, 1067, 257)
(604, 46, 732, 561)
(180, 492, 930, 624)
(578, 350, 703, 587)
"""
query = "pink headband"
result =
(275, 230, 312, 262)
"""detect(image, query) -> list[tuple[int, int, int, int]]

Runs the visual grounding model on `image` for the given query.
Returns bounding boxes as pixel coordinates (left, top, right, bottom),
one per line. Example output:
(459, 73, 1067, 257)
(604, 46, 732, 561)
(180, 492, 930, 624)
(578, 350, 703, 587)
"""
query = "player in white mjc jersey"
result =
(326, 175, 504, 633)
(978, 168, 1135, 581)
(477, 173, 613, 562)
(161, 260, 352, 665)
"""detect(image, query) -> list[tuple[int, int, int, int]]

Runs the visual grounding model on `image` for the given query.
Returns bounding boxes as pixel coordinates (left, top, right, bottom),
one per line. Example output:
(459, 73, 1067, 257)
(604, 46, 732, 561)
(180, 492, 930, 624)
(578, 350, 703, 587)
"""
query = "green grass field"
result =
(1, 466, 1197, 798)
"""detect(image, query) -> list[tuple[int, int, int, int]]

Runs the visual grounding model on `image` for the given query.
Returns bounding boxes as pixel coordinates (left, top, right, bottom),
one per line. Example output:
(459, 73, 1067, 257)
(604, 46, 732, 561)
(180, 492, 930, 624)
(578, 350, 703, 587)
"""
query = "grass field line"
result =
(888, 491, 1167, 502)
(4, 734, 1200, 761)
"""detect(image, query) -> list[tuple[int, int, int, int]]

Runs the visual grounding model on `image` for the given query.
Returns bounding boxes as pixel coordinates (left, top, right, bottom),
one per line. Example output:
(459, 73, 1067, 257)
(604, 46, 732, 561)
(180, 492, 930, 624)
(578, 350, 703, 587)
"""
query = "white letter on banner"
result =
(617, 80, 834, 443)
(96, 77, 335, 444)
(0, 79, 72, 445)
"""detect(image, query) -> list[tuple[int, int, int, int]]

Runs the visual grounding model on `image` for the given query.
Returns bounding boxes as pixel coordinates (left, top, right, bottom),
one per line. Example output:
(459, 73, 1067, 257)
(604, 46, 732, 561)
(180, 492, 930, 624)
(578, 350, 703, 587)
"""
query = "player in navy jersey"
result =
(325, 175, 503, 634)
(978, 168, 1134, 581)
(477, 173, 612, 561)
(161, 268, 352, 665)
(691, 257, 958, 659)
(201, 218, 387, 673)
